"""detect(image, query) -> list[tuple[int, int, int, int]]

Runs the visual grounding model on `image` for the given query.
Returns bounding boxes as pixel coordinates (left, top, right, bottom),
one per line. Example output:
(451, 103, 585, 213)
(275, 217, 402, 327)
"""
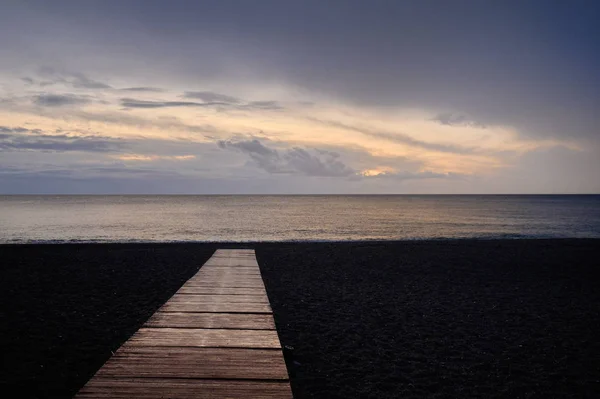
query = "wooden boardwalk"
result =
(76, 249, 292, 398)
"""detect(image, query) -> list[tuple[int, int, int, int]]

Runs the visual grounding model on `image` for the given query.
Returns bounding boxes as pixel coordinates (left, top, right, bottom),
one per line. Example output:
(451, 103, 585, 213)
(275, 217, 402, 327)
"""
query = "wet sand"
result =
(1, 240, 599, 398)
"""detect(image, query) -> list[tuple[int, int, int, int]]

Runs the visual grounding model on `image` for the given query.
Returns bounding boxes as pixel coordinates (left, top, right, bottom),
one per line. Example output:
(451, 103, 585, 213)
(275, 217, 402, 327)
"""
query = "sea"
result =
(1, 195, 599, 243)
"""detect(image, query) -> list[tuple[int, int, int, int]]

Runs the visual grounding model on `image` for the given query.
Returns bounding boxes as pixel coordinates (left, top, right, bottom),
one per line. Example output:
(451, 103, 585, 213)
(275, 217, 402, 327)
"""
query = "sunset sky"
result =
(1, 0, 599, 194)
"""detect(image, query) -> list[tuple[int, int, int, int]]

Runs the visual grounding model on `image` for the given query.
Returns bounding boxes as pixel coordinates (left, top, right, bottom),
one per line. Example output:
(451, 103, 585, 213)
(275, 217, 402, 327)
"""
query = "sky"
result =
(0, 0, 599, 194)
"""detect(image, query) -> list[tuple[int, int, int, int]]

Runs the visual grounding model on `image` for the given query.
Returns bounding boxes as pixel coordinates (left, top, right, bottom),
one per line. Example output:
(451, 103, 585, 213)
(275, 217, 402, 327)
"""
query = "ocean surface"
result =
(1, 195, 599, 243)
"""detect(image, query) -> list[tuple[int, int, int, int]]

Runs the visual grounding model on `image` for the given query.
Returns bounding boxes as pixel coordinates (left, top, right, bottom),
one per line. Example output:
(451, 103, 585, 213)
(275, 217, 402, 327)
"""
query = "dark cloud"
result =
(217, 139, 283, 173)
(120, 98, 227, 108)
(33, 93, 91, 107)
(183, 91, 241, 103)
(243, 101, 283, 111)
(20, 76, 55, 87)
(283, 147, 354, 177)
(121, 97, 283, 111)
(36, 67, 112, 89)
(70, 74, 111, 89)
(217, 138, 456, 182)
(218, 138, 277, 157)
(121, 87, 166, 92)
(432, 113, 486, 128)
(218, 139, 354, 177)
(0, 126, 125, 152)
(0, 126, 38, 134)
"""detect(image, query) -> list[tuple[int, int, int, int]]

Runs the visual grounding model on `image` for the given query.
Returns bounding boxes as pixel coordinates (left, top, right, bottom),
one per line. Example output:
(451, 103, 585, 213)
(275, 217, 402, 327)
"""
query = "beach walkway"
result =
(76, 249, 292, 398)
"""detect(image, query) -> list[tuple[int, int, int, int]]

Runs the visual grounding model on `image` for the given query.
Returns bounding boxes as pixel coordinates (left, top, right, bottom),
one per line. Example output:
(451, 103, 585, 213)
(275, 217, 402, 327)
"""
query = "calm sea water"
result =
(1, 195, 599, 243)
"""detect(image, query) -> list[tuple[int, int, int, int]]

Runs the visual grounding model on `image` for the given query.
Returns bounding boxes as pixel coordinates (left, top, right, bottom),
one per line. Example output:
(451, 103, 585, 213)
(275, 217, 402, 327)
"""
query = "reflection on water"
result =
(1, 195, 599, 243)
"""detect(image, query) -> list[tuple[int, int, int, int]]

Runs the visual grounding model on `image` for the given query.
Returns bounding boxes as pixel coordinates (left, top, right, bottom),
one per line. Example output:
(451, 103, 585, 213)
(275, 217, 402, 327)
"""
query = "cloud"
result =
(46, 109, 220, 134)
(20, 77, 54, 87)
(0, 126, 37, 134)
(243, 101, 284, 111)
(114, 153, 195, 161)
(218, 138, 460, 182)
(311, 118, 479, 155)
(284, 147, 354, 177)
(121, 96, 283, 111)
(70, 74, 112, 89)
(0, 163, 183, 180)
(360, 169, 459, 181)
(33, 93, 92, 107)
(120, 98, 228, 108)
(218, 139, 355, 177)
(0, 126, 125, 152)
(431, 113, 486, 128)
(183, 91, 241, 103)
(120, 87, 166, 92)
(35, 67, 112, 89)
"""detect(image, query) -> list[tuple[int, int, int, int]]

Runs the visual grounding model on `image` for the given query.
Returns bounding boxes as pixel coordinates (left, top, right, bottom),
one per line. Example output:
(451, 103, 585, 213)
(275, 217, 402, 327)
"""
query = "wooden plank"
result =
(192, 271, 263, 277)
(183, 281, 266, 288)
(197, 269, 261, 275)
(188, 277, 264, 284)
(202, 262, 259, 268)
(96, 347, 288, 379)
(185, 275, 264, 282)
(207, 254, 256, 258)
(183, 282, 266, 289)
(203, 259, 258, 266)
(189, 272, 262, 278)
(216, 250, 254, 253)
(211, 255, 256, 259)
(195, 274, 262, 279)
(200, 266, 261, 276)
(177, 286, 267, 295)
(211, 253, 255, 259)
(129, 328, 281, 348)
(169, 294, 269, 304)
(199, 267, 260, 273)
(165, 299, 269, 307)
(159, 301, 272, 313)
(147, 312, 276, 329)
(77, 378, 293, 399)
(193, 273, 264, 279)
(195, 273, 262, 278)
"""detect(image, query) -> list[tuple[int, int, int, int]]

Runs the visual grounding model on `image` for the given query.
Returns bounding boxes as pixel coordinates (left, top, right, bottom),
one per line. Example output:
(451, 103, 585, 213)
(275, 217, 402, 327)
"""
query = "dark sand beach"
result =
(1, 240, 599, 398)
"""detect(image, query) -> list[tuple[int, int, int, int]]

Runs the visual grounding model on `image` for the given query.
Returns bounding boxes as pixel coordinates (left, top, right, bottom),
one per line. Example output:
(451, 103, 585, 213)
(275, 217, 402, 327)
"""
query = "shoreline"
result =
(2, 239, 599, 398)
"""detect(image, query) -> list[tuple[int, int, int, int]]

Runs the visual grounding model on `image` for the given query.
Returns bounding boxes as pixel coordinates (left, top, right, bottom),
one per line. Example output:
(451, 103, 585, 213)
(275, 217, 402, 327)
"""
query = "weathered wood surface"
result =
(187, 277, 265, 284)
(196, 272, 262, 278)
(177, 286, 267, 295)
(168, 294, 270, 303)
(189, 274, 265, 280)
(76, 249, 292, 399)
(128, 328, 282, 348)
(77, 379, 292, 399)
(96, 347, 289, 379)
(159, 301, 272, 313)
(183, 281, 267, 288)
(147, 311, 275, 329)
